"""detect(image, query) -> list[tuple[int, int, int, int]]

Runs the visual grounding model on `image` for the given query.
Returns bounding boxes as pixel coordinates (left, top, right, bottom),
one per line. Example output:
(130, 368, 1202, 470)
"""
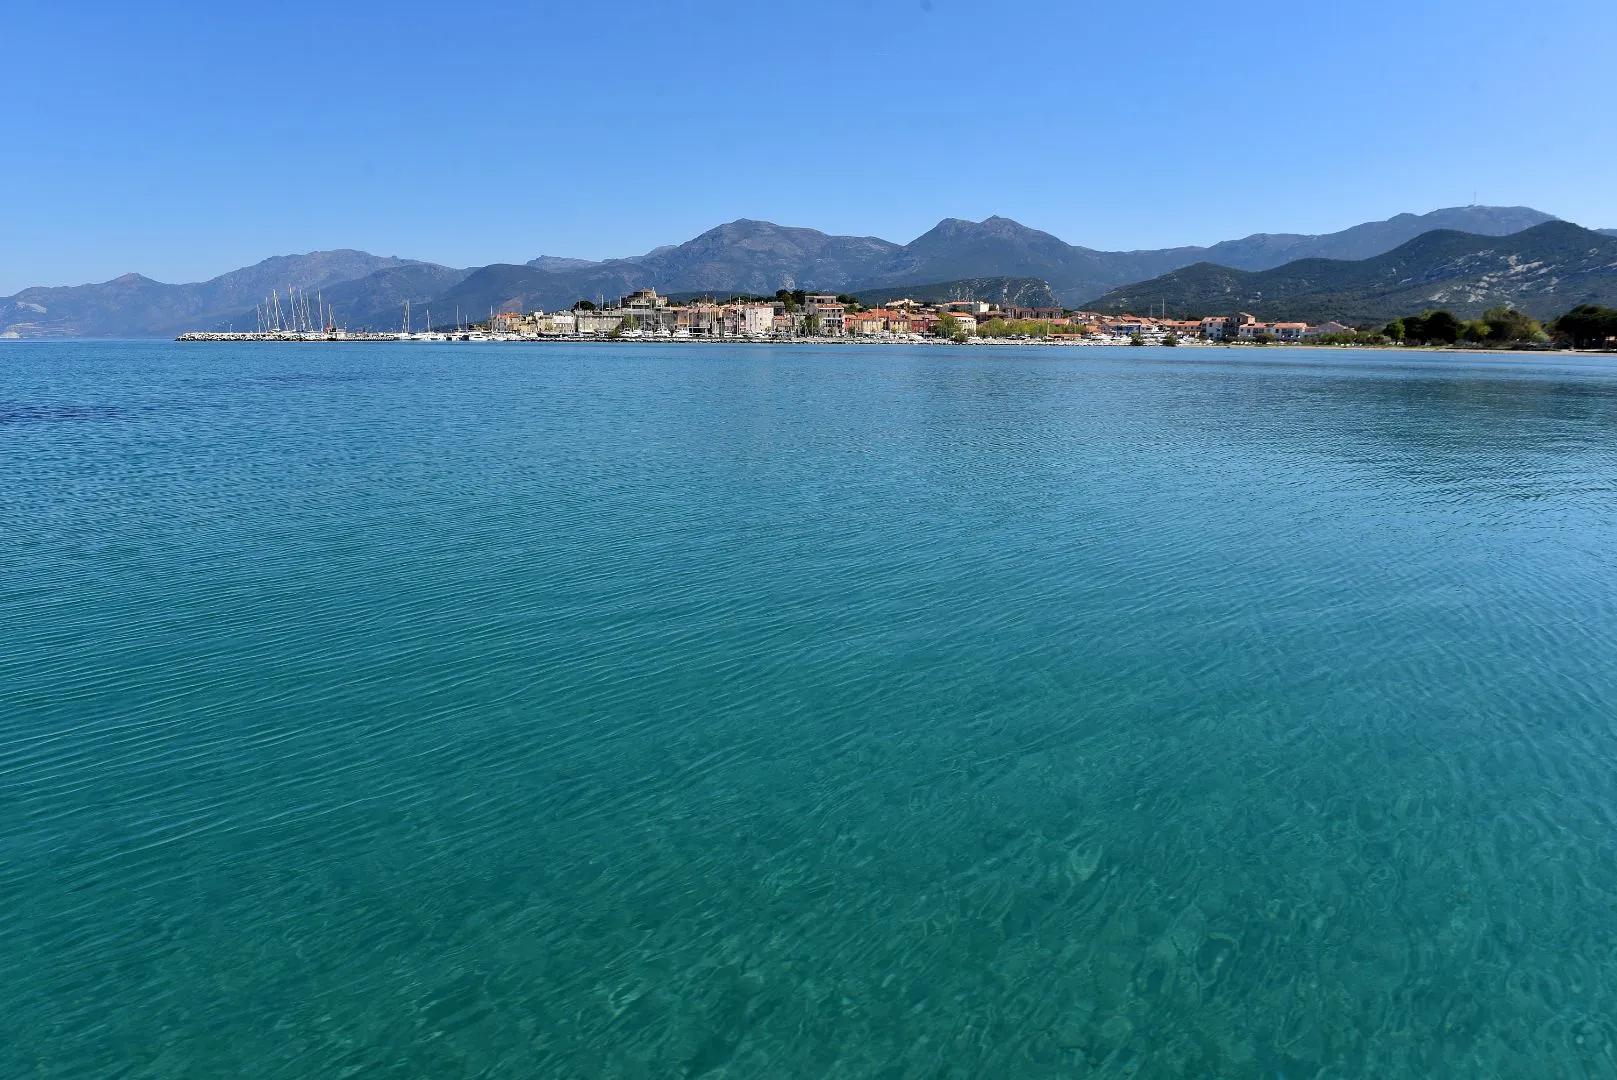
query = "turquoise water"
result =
(4, 341, 1617, 1078)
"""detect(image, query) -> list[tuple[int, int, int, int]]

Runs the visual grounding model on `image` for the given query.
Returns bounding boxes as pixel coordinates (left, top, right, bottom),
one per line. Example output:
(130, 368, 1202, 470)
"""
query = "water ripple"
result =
(3, 342, 1617, 1077)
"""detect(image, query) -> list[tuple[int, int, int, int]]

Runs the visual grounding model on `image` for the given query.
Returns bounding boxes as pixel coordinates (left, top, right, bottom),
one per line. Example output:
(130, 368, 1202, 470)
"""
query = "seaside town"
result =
(178, 287, 1355, 345)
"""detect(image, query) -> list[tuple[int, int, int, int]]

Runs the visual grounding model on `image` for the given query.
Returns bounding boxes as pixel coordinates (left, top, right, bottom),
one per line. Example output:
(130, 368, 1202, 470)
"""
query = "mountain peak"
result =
(707, 218, 785, 236)
(1089, 219, 1617, 322)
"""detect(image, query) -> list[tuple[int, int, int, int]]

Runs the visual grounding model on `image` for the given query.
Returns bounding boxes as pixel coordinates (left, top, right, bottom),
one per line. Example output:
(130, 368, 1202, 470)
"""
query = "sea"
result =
(4, 341, 1616, 1077)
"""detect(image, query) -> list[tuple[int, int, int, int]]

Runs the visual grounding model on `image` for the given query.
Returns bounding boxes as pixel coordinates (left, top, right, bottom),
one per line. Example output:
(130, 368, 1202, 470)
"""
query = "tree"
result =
(1480, 305, 1545, 344)
(1552, 304, 1617, 349)
(1384, 318, 1406, 342)
(1254, 331, 1277, 345)
(1128, 331, 1145, 346)
(572, 299, 597, 311)
(936, 313, 962, 340)
(1162, 333, 1180, 347)
(977, 317, 1009, 338)
(1462, 319, 1491, 343)
(1419, 310, 1462, 345)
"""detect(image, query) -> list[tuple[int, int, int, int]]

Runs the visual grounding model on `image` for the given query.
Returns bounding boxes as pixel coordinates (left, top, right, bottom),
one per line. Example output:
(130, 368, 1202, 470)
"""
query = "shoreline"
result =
(161, 333, 1605, 358)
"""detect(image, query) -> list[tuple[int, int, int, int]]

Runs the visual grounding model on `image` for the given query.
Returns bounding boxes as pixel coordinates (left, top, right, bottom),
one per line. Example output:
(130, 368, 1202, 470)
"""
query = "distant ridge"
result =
(2, 206, 1604, 337)
(0, 251, 434, 338)
(849, 277, 1059, 307)
(1083, 221, 1617, 323)
(1197, 205, 1557, 269)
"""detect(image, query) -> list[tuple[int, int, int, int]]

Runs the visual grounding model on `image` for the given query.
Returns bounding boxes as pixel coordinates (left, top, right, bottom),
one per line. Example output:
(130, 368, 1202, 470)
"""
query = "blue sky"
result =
(3, 0, 1614, 294)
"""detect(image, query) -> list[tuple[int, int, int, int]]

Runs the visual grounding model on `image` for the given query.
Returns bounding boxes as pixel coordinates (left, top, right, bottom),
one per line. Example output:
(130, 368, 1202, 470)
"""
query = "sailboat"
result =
(418, 305, 447, 342)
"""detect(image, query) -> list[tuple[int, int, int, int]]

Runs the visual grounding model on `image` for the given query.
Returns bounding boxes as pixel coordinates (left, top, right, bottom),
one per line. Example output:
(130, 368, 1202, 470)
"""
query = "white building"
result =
(742, 305, 774, 336)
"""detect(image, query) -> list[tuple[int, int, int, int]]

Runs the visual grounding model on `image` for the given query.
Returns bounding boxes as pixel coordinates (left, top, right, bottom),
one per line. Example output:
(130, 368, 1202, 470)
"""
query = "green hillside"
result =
(1084, 222, 1617, 323)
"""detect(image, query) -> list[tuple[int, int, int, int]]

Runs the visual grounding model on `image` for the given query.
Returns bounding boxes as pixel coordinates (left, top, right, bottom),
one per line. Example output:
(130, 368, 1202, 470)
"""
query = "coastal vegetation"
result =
(1180, 302, 1606, 350)
(1382, 306, 1547, 346)
(1551, 304, 1617, 349)
(972, 317, 1067, 339)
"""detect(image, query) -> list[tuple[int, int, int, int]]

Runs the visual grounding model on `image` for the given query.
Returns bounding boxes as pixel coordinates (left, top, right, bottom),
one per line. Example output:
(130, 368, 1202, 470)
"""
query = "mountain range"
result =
(1, 206, 1609, 337)
(1085, 221, 1617, 323)
(0, 251, 433, 339)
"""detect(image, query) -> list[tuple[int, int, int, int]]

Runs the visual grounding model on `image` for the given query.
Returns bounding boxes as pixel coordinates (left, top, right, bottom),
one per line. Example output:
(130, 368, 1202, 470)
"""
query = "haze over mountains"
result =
(1, 206, 1608, 338)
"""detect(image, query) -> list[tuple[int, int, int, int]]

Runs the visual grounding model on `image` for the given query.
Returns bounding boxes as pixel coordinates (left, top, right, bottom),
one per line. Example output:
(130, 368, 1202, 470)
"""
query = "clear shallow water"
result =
(3, 341, 1617, 1078)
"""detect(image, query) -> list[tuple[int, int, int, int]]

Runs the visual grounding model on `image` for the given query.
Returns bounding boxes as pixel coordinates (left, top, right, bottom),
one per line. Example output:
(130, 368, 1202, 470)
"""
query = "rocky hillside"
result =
(1084, 222, 1617, 323)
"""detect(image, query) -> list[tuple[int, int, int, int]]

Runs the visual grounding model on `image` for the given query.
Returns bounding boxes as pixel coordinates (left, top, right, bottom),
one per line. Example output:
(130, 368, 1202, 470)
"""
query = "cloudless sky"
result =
(3, 0, 1614, 294)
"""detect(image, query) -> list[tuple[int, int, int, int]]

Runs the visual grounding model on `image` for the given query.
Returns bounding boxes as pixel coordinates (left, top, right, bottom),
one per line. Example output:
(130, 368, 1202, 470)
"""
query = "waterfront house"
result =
(804, 294, 846, 337)
(1303, 320, 1353, 338)
(575, 309, 624, 334)
(538, 311, 578, 335)
(908, 312, 939, 336)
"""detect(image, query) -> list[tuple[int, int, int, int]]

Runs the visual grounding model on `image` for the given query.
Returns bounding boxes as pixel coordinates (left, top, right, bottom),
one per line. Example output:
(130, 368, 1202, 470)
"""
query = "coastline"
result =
(161, 333, 1606, 358)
